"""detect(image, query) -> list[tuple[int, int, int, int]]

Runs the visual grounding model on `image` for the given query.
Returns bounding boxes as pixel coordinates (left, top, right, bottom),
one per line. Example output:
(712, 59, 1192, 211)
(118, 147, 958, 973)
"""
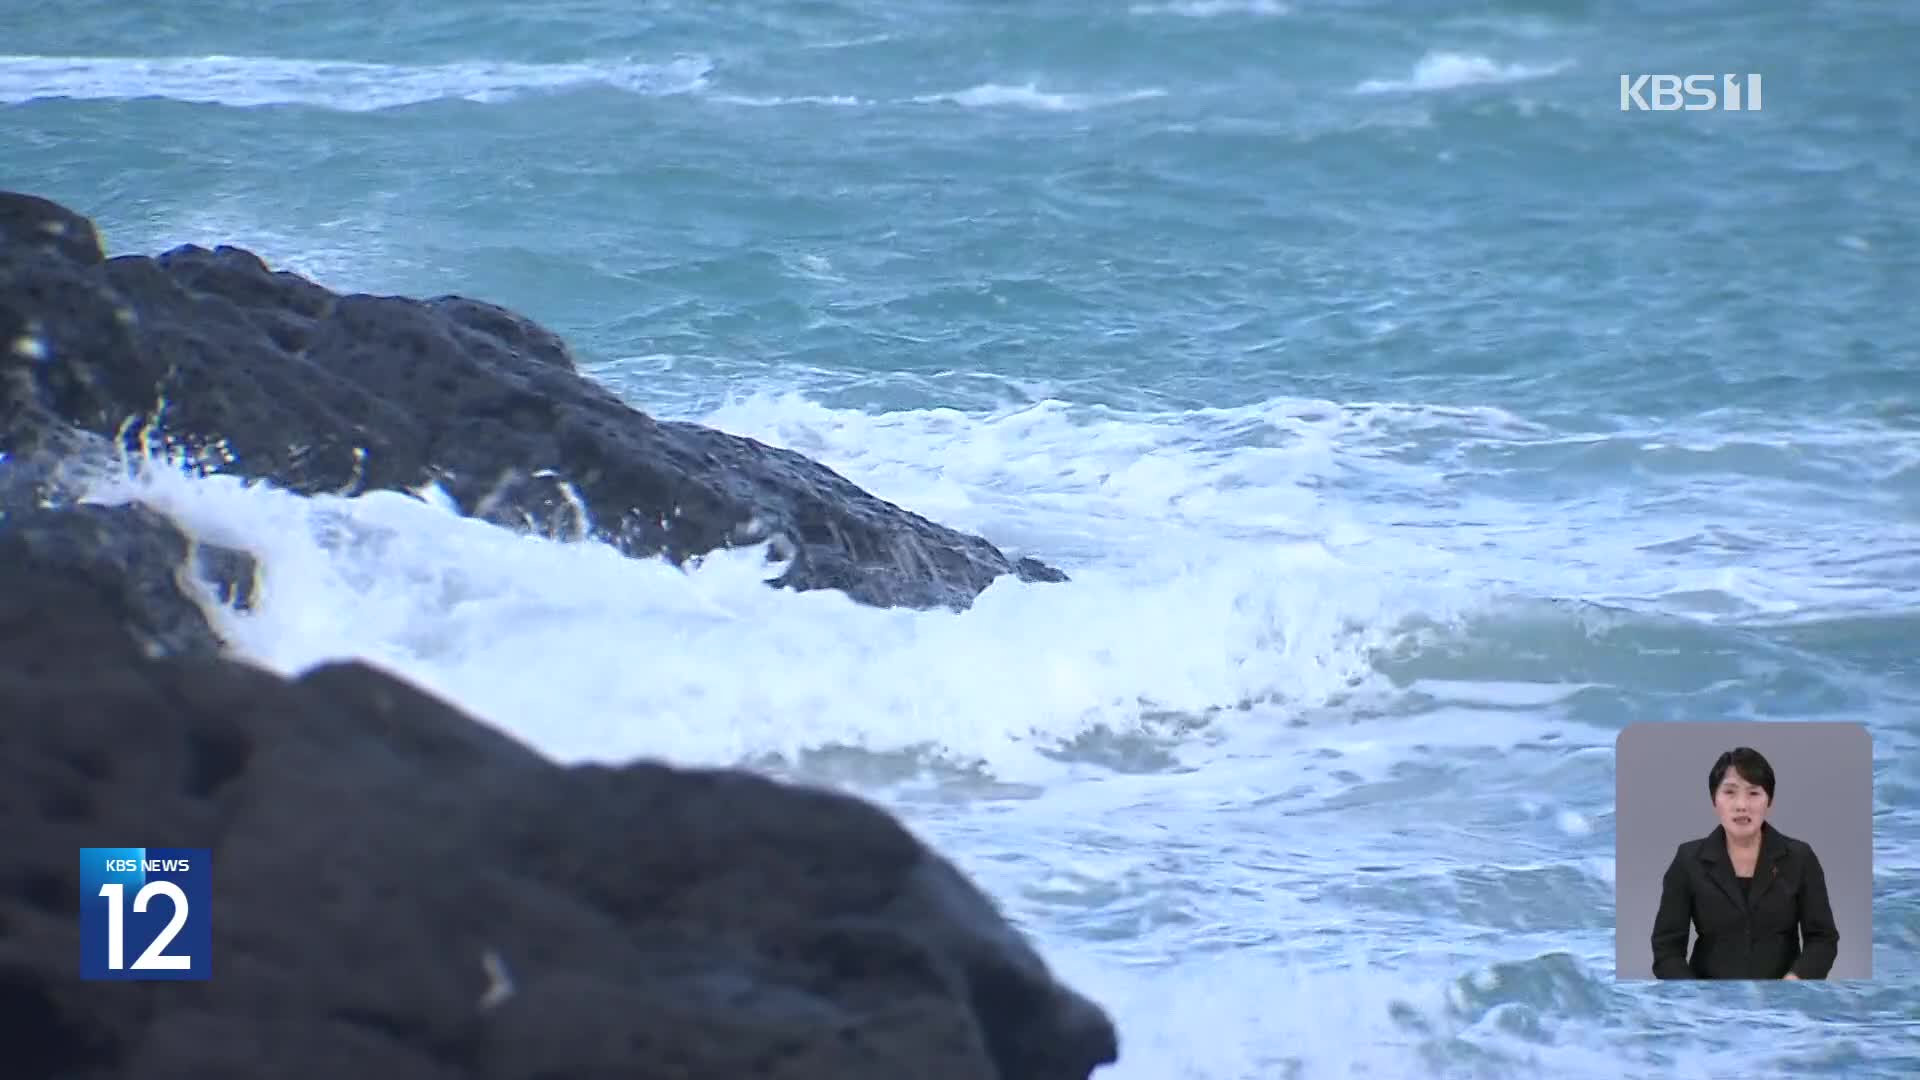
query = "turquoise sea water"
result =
(7, 1, 1918, 1075)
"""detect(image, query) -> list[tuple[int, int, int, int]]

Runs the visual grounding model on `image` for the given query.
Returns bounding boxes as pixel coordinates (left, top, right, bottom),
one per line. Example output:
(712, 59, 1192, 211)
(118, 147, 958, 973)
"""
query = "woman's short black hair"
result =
(1709, 746, 1776, 802)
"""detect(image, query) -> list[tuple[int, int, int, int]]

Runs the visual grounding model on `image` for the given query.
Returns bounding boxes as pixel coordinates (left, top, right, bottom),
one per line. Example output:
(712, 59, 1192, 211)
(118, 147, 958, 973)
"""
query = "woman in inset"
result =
(1650, 746, 1840, 979)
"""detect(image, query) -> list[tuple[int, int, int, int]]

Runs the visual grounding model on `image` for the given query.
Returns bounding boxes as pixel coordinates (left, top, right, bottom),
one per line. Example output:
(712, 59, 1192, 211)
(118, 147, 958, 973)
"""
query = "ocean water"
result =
(7, 0, 1920, 1075)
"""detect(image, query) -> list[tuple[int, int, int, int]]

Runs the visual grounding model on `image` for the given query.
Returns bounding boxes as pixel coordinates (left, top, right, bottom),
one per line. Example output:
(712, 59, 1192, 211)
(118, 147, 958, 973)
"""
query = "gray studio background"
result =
(1614, 720, 1874, 980)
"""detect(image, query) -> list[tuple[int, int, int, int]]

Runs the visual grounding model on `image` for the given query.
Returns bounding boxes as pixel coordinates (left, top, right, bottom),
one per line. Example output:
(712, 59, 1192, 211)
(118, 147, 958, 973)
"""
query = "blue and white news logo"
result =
(79, 847, 212, 981)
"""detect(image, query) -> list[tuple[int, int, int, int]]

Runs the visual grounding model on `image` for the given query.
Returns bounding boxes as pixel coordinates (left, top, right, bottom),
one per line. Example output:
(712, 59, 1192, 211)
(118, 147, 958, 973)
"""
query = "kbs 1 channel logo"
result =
(1620, 73, 1763, 112)
(79, 847, 212, 981)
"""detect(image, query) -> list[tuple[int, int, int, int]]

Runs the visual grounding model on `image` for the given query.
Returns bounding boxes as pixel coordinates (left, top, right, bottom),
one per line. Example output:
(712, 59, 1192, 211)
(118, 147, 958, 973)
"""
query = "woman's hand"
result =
(1783, 973, 1801, 980)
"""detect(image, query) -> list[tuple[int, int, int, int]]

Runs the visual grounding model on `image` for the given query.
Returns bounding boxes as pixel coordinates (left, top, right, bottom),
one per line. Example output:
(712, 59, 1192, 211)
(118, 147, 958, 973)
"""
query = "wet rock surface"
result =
(0, 190, 1066, 611)
(0, 507, 1119, 1080)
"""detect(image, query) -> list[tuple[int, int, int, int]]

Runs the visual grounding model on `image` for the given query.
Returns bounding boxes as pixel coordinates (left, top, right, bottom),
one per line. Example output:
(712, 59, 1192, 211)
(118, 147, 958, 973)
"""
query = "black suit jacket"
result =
(1650, 822, 1840, 979)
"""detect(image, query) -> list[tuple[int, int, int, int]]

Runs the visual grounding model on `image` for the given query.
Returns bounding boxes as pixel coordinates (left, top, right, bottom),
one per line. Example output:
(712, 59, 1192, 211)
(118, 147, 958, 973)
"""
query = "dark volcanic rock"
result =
(0, 190, 1066, 611)
(0, 514, 1119, 1080)
(0, 500, 257, 658)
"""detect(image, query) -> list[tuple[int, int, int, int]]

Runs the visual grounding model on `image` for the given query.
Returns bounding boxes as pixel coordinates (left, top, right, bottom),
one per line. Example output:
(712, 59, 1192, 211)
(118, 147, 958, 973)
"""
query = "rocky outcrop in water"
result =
(0, 500, 257, 658)
(0, 500, 1119, 1080)
(0, 191, 1116, 1078)
(0, 190, 1065, 610)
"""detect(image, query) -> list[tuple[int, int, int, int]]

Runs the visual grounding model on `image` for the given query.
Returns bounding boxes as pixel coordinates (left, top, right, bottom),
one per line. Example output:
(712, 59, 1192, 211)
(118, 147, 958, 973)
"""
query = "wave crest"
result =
(0, 53, 712, 110)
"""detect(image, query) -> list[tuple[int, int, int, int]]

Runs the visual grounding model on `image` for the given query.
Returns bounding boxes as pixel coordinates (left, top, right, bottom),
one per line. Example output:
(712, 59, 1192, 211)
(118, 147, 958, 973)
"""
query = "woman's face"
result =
(1713, 766, 1771, 841)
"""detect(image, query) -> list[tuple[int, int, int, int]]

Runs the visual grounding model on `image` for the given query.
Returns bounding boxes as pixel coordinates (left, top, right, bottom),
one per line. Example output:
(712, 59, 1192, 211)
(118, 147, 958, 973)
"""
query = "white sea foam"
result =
(1355, 51, 1571, 95)
(74, 439, 1455, 781)
(911, 83, 1168, 112)
(63, 378, 1908, 789)
(708, 92, 868, 108)
(0, 53, 712, 110)
(686, 391, 1919, 622)
(1029, 944, 1748, 1080)
(1129, 0, 1292, 17)
(708, 84, 1172, 112)
(0, 53, 1170, 116)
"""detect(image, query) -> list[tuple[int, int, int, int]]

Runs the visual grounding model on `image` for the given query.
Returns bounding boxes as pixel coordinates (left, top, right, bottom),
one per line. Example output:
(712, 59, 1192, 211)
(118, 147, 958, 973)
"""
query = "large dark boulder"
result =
(0, 502, 1119, 1079)
(0, 500, 258, 659)
(0, 190, 1066, 611)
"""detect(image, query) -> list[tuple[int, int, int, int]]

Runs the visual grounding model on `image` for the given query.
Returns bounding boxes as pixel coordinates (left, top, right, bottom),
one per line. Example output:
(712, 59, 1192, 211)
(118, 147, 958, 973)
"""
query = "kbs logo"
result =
(1620, 74, 1763, 111)
(79, 847, 212, 980)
